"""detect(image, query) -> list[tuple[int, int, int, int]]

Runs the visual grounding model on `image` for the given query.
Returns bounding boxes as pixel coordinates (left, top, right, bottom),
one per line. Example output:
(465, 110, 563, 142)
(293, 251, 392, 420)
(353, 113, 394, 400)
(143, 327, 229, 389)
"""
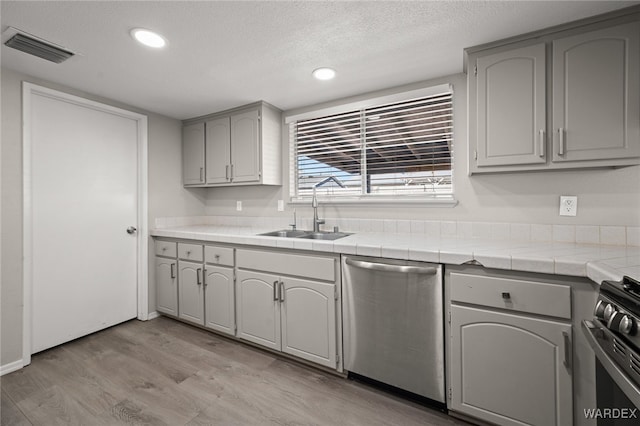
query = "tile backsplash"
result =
(154, 215, 640, 246)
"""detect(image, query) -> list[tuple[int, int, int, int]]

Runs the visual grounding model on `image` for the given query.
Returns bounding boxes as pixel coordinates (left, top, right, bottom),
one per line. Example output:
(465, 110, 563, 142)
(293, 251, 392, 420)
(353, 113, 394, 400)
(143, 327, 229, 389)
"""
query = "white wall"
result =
(0, 68, 206, 368)
(203, 73, 640, 227)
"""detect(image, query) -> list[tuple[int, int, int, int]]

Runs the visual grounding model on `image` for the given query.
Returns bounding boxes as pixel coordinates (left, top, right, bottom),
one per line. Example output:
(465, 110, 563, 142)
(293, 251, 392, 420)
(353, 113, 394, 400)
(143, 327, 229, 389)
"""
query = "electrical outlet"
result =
(277, 200, 284, 212)
(236, 201, 242, 211)
(559, 196, 578, 216)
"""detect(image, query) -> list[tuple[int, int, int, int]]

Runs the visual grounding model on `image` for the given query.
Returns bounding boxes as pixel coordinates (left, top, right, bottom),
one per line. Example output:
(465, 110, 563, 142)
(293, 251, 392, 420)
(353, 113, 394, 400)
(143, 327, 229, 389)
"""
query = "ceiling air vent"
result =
(4, 31, 74, 64)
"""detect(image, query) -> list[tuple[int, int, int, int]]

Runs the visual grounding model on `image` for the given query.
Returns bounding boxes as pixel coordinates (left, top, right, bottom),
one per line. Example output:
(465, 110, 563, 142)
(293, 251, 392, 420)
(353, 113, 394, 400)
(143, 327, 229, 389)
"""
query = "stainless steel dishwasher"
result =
(342, 255, 445, 404)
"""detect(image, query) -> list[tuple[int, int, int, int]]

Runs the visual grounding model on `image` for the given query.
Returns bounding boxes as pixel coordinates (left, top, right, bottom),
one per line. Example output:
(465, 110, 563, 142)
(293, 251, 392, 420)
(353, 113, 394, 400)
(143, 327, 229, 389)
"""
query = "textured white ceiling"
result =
(1, 1, 637, 119)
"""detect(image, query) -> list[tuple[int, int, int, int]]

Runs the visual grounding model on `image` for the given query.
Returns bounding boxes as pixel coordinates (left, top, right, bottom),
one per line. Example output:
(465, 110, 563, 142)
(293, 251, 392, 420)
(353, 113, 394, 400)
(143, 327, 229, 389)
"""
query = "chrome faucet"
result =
(312, 176, 346, 232)
(312, 188, 324, 232)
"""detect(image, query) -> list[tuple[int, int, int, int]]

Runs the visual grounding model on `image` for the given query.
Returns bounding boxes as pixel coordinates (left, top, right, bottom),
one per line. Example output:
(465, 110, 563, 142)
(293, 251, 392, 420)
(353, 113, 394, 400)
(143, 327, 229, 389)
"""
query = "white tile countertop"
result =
(151, 225, 640, 285)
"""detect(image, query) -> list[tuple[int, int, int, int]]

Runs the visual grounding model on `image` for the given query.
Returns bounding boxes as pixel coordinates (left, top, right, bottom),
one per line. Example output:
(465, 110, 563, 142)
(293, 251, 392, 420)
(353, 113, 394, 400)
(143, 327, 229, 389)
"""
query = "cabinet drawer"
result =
(155, 240, 177, 258)
(205, 245, 234, 267)
(237, 249, 336, 282)
(450, 272, 571, 319)
(178, 243, 204, 262)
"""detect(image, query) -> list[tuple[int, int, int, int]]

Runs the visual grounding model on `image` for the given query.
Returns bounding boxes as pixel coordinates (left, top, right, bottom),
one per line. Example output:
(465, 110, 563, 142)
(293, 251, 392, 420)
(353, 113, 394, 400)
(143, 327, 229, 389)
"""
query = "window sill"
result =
(289, 196, 458, 207)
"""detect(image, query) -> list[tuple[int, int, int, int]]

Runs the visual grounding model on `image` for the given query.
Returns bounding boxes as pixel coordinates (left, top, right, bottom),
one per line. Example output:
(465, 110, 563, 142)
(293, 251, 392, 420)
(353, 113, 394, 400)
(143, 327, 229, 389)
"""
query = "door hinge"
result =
(448, 311, 451, 324)
(474, 65, 477, 76)
(449, 388, 452, 401)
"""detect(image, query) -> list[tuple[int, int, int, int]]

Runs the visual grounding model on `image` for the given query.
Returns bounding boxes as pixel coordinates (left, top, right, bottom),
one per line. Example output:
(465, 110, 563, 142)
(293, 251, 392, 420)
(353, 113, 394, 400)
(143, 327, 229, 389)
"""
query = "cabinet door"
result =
(475, 43, 547, 167)
(182, 122, 205, 185)
(205, 117, 231, 184)
(552, 22, 640, 162)
(178, 260, 205, 325)
(204, 265, 235, 336)
(155, 257, 177, 316)
(281, 277, 336, 368)
(450, 305, 572, 426)
(230, 109, 260, 183)
(236, 270, 281, 350)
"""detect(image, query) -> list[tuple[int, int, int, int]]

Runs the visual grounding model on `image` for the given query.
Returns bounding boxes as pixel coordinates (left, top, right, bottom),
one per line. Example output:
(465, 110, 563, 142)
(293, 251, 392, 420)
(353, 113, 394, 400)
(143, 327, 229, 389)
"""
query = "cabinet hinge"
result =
(334, 287, 339, 301)
(448, 388, 452, 401)
(474, 65, 477, 76)
(336, 354, 340, 365)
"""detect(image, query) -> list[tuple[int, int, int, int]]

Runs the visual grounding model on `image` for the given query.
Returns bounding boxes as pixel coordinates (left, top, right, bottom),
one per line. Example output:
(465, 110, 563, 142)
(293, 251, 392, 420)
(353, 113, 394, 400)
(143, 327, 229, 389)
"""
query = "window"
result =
(289, 85, 454, 203)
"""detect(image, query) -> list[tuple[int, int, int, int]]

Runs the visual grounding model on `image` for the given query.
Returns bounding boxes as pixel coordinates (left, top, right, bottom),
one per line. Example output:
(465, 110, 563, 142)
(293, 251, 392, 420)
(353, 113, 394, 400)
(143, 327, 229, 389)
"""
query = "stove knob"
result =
(594, 300, 606, 319)
(608, 312, 637, 336)
(603, 303, 617, 322)
(619, 315, 636, 335)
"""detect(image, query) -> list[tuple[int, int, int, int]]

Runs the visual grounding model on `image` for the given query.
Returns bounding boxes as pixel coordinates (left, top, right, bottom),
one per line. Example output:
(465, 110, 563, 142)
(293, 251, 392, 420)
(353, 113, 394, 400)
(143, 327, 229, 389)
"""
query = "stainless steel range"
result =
(583, 276, 640, 411)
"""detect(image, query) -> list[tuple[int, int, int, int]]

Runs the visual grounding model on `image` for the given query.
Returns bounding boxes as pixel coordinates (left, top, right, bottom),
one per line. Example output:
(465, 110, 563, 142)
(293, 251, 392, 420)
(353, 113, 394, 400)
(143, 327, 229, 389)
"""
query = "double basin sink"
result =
(259, 229, 352, 241)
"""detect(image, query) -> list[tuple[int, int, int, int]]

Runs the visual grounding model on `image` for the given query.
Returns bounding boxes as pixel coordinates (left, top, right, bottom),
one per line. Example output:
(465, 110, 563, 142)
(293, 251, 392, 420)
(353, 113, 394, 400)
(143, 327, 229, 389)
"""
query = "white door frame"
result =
(22, 82, 149, 367)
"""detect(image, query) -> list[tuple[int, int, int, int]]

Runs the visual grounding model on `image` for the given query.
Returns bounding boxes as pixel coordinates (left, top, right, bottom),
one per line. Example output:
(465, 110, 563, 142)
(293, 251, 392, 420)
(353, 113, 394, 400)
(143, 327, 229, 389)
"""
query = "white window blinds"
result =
(290, 88, 453, 201)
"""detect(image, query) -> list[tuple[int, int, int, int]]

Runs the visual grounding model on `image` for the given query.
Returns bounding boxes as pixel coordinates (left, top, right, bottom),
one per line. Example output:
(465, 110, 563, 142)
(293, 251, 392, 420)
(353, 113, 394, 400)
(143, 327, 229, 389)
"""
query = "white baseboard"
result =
(1, 359, 24, 376)
(147, 311, 160, 320)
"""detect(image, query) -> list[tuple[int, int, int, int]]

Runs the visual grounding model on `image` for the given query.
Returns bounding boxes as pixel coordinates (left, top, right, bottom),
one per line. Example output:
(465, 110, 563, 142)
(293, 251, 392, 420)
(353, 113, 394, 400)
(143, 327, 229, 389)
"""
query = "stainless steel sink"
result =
(258, 230, 352, 240)
(296, 232, 352, 241)
(259, 229, 310, 238)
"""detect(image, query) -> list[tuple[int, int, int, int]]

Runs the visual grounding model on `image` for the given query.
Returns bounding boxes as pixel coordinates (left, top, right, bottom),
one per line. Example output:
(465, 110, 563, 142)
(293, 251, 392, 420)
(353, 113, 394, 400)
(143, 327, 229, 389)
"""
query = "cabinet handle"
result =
(170, 263, 175, 279)
(563, 331, 572, 370)
(230, 164, 234, 181)
(558, 128, 565, 156)
(203, 269, 207, 286)
(279, 281, 285, 302)
(538, 129, 545, 157)
(273, 280, 279, 301)
(225, 165, 230, 181)
(200, 167, 204, 182)
(501, 292, 511, 300)
(197, 268, 202, 285)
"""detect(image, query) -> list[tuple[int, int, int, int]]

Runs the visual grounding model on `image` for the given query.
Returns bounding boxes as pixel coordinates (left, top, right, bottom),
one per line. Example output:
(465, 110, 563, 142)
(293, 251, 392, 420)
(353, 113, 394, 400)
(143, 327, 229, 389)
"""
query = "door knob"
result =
(126, 226, 137, 234)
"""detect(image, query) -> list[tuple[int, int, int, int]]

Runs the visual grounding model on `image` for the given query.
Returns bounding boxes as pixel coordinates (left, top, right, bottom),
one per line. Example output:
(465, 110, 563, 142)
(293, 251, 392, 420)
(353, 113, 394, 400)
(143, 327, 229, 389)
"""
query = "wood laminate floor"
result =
(1, 317, 472, 426)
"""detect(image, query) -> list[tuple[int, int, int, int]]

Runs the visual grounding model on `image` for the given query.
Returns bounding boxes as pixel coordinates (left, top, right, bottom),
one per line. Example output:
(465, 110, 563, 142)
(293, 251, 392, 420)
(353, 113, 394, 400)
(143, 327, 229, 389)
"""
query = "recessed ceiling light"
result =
(130, 28, 166, 48)
(312, 67, 336, 81)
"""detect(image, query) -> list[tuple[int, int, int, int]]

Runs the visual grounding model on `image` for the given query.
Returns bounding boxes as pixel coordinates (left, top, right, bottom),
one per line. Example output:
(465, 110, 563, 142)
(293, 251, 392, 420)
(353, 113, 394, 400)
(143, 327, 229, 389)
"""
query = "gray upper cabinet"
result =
(468, 16, 640, 174)
(182, 122, 205, 185)
(205, 116, 231, 184)
(230, 109, 260, 183)
(183, 101, 282, 187)
(552, 22, 640, 163)
(475, 44, 546, 167)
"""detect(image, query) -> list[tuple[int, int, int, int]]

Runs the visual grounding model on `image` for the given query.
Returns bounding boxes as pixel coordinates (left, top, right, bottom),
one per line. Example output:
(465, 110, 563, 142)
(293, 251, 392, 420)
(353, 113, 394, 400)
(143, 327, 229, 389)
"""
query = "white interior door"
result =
(26, 84, 146, 354)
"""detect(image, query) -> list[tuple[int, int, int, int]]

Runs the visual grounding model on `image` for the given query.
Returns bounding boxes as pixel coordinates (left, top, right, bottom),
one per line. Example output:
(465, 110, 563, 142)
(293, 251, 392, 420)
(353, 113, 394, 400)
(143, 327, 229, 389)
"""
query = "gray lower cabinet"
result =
(155, 240, 178, 316)
(450, 306, 572, 426)
(236, 270, 281, 351)
(448, 269, 573, 426)
(204, 265, 235, 335)
(235, 248, 340, 369)
(178, 259, 205, 326)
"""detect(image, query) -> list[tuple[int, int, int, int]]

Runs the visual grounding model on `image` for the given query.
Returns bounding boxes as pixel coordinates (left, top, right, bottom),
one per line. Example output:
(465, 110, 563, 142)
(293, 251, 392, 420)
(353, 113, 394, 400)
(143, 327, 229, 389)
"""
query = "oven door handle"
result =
(582, 320, 640, 409)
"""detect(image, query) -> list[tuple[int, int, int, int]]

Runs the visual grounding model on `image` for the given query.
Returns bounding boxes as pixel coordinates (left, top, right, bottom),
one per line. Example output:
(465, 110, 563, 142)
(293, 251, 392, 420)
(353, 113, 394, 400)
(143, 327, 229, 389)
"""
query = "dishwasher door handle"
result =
(345, 258, 437, 275)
